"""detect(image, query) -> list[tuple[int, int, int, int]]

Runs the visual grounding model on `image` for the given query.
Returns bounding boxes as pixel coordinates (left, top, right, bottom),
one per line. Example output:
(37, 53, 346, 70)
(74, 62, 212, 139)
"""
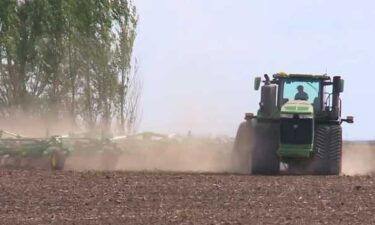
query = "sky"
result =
(133, 0, 375, 140)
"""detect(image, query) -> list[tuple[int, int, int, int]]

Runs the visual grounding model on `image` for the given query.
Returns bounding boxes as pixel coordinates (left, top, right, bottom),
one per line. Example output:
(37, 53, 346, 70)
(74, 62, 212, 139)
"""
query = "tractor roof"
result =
(273, 72, 331, 80)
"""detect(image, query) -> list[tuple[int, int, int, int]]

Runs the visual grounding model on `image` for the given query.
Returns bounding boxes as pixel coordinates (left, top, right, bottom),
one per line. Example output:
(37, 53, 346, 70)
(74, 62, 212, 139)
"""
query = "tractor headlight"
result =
(280, 114, 294, 118)
(298, 114, 313, 119)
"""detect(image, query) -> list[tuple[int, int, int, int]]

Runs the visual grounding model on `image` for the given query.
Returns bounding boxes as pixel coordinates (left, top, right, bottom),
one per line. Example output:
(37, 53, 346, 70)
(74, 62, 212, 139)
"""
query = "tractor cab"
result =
(253, 73, 352, 123)
(278, 76, 321, 110)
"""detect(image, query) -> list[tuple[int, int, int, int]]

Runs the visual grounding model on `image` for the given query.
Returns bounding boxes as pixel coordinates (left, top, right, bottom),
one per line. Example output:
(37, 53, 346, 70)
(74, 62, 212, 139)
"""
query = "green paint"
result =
(278, 144, 313, 158)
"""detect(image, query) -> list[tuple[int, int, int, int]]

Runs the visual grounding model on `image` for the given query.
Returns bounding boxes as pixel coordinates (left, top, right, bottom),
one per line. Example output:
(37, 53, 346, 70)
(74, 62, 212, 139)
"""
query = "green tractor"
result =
(233, 73, 353, 175)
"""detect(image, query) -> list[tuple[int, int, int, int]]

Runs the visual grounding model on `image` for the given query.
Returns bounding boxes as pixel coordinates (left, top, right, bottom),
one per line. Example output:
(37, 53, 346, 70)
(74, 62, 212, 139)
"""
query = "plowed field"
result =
(0, 170, 374, 225)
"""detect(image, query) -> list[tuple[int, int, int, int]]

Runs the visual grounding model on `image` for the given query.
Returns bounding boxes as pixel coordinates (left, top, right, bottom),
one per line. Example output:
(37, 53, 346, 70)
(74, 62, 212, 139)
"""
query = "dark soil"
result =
(0, 170, 374, 225)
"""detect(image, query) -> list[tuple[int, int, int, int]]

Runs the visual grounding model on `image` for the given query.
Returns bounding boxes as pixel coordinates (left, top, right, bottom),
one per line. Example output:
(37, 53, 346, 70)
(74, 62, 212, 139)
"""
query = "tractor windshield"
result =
(281, 78, 320, 106)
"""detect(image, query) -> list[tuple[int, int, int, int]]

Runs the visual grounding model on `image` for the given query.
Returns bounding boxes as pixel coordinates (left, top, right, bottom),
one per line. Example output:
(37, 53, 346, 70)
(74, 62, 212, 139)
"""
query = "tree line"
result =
(0, 0, 140, 134)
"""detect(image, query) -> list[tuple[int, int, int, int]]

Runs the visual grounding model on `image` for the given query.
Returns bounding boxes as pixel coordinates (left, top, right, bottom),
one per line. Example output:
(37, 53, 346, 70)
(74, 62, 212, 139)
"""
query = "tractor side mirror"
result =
(254, 77, 261, 90)
(341, 116, 354, 124)
(339, 79, 344, 92)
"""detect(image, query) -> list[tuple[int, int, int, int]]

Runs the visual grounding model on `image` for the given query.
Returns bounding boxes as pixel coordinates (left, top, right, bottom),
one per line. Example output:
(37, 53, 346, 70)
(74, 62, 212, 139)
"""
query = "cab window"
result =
(281, 79, 321, 108)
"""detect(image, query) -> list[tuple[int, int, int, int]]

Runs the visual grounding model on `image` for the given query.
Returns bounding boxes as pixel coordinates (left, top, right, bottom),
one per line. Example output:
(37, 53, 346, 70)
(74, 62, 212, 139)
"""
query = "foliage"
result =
(0, 0, 139, 134)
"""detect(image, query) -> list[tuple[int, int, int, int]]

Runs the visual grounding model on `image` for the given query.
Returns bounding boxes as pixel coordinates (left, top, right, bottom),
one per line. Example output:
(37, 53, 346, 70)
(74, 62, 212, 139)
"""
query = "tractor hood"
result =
(278, 100, 314, 158)
(281, 100, 313, 115)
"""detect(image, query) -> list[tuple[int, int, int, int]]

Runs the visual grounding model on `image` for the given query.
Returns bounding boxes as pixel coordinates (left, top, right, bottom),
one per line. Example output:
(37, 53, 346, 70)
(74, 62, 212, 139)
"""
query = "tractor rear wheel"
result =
(311, 125, 342, 175)
(251, 123, 280, 175)
(232, 121, 253, 174)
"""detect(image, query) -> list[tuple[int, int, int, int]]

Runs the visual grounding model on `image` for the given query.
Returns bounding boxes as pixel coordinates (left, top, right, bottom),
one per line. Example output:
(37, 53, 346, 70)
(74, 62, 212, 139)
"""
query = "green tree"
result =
(0, 0, 139, 134)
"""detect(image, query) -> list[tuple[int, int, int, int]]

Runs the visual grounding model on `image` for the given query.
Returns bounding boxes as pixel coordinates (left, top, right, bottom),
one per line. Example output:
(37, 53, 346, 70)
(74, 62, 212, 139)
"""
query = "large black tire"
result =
(50, 150, 66, 171)
(311, 125, 342, 175)
(251, 123, 280, 175)
(310, 125, 329, 174)
(328, 125, 342, 175)
(232, 121, 253, 174)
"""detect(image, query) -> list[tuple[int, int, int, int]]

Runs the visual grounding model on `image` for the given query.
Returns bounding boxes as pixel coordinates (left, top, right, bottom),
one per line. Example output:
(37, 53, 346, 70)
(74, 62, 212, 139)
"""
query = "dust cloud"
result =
(65, 140, 238, 173)
(115, 146, 233, 172)
(0, 112, 241, 174)
(0, 115, 80, 138)
(65, 142, 375, 175)
(342, 143, 375, 176)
